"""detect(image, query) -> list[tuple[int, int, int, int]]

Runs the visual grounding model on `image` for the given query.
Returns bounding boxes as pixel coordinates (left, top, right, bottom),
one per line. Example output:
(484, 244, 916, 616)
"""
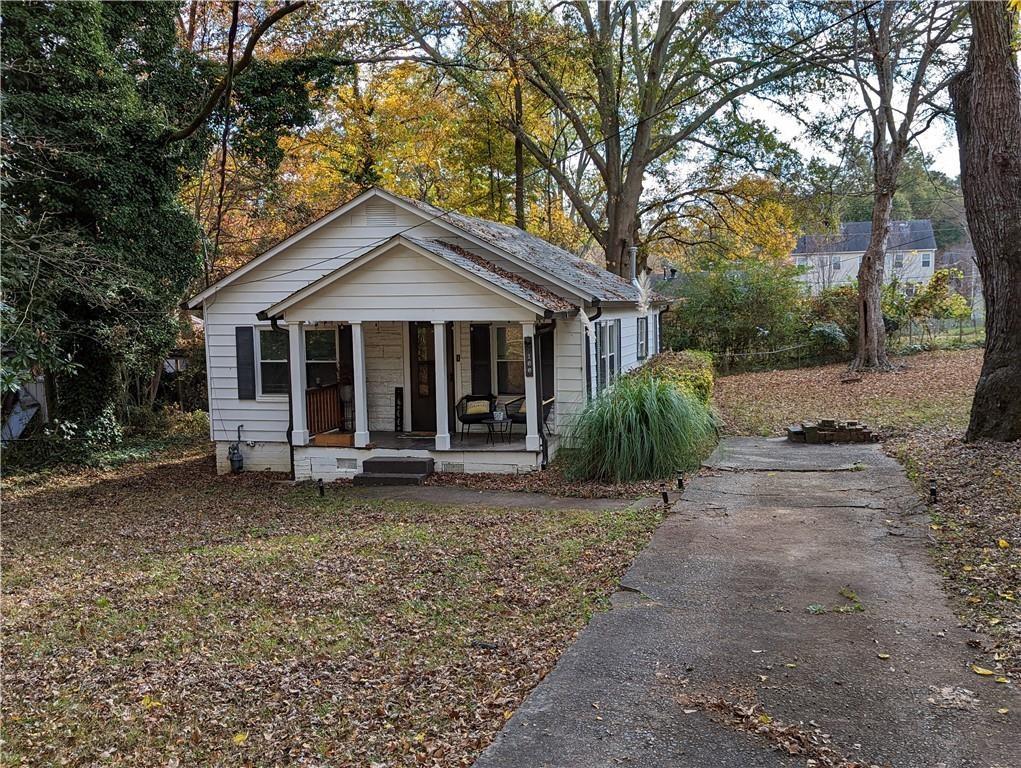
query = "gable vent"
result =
(364, 200, 397, 226)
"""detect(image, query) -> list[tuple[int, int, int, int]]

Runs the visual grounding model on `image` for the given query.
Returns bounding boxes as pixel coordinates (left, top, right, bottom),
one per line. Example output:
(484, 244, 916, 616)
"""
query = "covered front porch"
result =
(285, 316, 559, 465)
(258, 234, 575, 479)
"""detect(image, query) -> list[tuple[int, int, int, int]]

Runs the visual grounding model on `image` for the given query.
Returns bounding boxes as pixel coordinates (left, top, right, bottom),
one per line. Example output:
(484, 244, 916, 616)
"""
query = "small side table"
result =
(481, 417, 511, 444)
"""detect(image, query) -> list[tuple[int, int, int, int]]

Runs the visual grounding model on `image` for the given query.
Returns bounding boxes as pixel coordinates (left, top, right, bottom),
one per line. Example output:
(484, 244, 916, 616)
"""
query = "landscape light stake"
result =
(318, 478, 325, 498)
(929, 481, 937, 504)
(660, 484, 669, 507)
(677, 473, 685, 491)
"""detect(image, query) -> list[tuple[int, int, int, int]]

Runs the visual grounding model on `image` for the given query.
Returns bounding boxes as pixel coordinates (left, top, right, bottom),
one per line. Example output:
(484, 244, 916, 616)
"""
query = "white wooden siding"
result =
(364, 321, 404, 431)
(281, 246, 537, 323)
(202, 202, 450, 443)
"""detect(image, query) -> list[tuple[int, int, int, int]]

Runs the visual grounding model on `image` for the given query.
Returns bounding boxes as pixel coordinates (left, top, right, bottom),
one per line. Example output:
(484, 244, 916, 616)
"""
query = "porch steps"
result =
(352, 457, 434, 486)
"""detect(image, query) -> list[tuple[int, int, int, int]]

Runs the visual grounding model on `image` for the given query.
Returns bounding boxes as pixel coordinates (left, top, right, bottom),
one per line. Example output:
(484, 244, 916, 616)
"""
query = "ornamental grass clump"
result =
(561, 375, 717, 483)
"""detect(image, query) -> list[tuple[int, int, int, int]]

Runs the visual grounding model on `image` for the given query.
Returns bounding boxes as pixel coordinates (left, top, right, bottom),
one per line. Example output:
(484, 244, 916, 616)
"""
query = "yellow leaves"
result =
(998, 707, 1010, 715)
(141, 695, 162, 710)
(995, 677, 1009, 684)
(757, 713, 773, 724)
(970, 665, 995, 676)
(232, 732, 249, 746)
(997, 539, 1010, 550)
(963, 565, 974, 572)
(877, 653, 890, 660)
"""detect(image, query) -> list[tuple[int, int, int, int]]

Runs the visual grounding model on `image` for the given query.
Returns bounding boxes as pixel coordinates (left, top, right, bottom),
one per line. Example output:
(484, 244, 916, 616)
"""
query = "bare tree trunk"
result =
(513, 75, 525, 230)
(950, 0, 1021, 442)
(852, 184, 894, 369)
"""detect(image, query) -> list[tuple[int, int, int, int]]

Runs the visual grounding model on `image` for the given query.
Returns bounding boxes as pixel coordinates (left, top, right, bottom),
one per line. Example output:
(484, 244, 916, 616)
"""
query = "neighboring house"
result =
(791, 220, 937, 294)
(187, 188, 666, 480)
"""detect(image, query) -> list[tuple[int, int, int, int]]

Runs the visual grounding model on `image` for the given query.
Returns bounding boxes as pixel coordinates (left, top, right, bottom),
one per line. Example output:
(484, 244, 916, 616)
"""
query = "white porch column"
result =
(350, 321, 370, 447)
(288, 321, 309, 446)
(433, 321, 451, 450)
(522, 321, 541, 451)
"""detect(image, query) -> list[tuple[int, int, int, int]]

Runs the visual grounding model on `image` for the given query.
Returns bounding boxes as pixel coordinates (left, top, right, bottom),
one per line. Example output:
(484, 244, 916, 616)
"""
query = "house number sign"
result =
(524, 337, 534, 377)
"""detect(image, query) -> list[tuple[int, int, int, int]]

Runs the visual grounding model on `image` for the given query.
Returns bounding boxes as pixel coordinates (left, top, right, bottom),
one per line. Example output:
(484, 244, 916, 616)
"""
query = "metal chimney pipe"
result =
(628, 246, 638, 282)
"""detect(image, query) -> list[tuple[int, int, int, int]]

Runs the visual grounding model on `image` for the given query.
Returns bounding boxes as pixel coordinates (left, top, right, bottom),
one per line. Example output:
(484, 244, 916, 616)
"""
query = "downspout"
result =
(271, 315, 295, 480)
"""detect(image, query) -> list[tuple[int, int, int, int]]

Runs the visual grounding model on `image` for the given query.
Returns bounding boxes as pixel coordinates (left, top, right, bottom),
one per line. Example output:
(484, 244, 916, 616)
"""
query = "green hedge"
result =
(630, 350, 714, 405)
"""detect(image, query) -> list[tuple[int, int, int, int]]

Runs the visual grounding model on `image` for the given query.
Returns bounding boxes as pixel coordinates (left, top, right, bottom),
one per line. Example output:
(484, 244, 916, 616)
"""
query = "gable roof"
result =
(259, 235, 576, 320)
(188, 187, 644, 309)
(793, 220, 936, 255)
(389, 192, 641, 303)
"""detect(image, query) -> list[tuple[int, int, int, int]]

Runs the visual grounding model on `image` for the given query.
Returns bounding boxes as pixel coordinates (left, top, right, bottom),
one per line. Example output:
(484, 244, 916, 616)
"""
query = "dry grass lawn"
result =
(2, 449, 659, 767)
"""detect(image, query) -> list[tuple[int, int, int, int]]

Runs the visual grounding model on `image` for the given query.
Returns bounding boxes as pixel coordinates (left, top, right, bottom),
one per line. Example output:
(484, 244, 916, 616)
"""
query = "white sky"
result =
(748, 98, 962, 179)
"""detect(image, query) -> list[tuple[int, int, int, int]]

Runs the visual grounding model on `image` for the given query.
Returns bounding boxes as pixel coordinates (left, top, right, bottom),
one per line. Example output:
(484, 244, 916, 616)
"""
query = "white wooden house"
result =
(792, 220, 937, 294)
(187, 188, 666, 481)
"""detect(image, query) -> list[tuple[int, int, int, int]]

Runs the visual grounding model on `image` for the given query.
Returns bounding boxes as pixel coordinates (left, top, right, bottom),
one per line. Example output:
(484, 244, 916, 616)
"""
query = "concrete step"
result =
(352, 472, 428, 487)
(361, 456, 435, 475)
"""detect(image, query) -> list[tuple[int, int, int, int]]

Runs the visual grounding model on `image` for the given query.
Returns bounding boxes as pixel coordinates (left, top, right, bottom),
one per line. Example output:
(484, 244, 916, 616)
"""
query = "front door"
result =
(409, 321, 436, 432)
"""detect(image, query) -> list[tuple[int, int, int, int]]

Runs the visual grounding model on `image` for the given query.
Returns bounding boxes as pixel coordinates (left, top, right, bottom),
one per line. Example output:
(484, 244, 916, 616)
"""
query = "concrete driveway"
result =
(473, 437, 1020, 767)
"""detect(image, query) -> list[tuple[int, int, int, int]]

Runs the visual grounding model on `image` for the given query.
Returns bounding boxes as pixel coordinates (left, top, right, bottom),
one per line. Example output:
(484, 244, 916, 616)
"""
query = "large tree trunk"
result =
(949, 0, 1021, 442)
(852, 185, 894, 370)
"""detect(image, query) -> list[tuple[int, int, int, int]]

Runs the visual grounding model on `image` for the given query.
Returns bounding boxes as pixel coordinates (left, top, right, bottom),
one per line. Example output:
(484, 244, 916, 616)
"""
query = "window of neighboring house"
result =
(795, 255, 810, 268)
(637, 316, 649, 360)
(922, 252, 932, 268)
(893, 252, 904, 269)
(495, 325, 525, 395)
(257, 328, 289, 396)
(305, 328, 338, 387)
(831, 254, 842, 271)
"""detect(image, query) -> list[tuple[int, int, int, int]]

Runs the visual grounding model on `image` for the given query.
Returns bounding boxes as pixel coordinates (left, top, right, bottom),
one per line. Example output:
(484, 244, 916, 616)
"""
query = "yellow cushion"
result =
(517, 402, 526, 414)
(465, 399, 490, 415)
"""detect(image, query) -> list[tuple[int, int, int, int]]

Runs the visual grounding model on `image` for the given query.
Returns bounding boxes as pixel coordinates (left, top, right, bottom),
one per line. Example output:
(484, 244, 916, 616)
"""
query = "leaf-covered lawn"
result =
(713, 348, 1019, 677)
(713, 349, 983, 437)
(2, 450, 660, 767)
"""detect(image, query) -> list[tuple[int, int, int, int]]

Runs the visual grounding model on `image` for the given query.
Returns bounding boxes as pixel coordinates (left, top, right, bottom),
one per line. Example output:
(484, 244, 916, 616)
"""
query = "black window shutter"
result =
(236, 326, 256, 400)
(469, 324, 492, 395)
(594, 323, 603, 393)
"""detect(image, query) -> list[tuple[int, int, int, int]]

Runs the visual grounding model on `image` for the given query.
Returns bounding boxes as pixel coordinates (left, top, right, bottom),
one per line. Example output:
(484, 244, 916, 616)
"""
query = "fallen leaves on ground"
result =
(713, 349, 982, 437)
(2, 449, 661, 766)
(678, 692, 881, 767)
(425, 467, 665, 499)
(887, 428, 1020, 675)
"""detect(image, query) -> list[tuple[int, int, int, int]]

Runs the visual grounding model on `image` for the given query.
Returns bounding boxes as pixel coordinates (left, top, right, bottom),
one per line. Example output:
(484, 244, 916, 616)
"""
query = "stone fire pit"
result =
(786, 418, 879, 444)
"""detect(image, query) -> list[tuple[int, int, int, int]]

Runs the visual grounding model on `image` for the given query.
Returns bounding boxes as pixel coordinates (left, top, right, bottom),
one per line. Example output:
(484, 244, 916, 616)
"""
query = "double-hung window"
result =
(893, 252, 905, 269)
(831, 254, 842, 271)
(637, 316, 649, 360)
(593, 319, 621, 394)
(795, 255, 810, 268)
(305, 328, 338, 387)
(257, 328, 289, 396)
(495, 325, 525, 395)
(922, 252, 932, 268)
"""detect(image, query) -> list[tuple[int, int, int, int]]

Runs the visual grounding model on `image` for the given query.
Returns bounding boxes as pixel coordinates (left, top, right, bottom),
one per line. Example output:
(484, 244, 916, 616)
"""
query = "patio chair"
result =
(455, 393, 497, 440)
(504, 396, 555, 436)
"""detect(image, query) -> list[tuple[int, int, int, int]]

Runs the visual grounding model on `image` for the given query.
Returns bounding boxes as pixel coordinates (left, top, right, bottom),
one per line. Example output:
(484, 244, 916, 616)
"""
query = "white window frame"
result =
(893, 252, 905, 269)
(831, 254, 842, 271)
(491, 323, 526, 397)
(255, 325, 289, 401)
(795, 255, 811, 268)
(637, 316, 649, 360)
(594, 319, 621, 394)
(921, 252, 932, 268)
(304, 325, 339, 388)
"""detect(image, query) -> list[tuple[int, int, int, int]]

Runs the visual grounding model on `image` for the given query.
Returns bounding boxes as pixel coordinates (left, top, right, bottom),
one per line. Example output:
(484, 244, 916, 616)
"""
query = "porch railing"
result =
(306, 383, 343, 436)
